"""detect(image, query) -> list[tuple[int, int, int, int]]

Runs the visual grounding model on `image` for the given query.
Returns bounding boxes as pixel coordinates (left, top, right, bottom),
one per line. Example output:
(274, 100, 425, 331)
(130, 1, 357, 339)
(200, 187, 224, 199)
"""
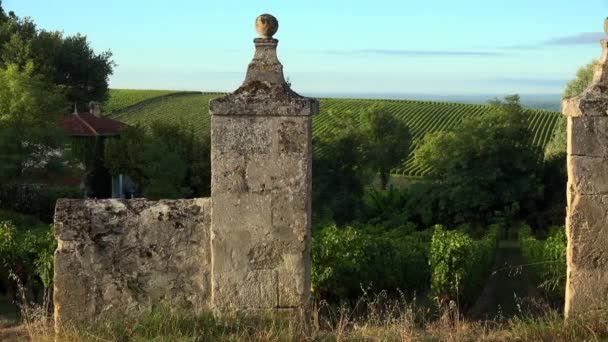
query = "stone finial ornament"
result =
(255, 14, 278, 38)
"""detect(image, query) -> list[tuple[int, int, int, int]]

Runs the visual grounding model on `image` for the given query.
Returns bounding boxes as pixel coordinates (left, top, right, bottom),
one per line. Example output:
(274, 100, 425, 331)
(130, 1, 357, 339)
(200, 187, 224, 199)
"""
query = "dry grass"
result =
(11, 290, 608, 341)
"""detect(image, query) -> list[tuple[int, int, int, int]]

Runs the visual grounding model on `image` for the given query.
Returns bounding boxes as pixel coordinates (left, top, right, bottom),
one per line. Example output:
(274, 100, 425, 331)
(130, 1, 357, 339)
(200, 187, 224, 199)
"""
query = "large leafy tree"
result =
(415, 95, 543, 224)
(0, 63, 66, 181)
(360, 105, 411, 190)
(104, 122, 211, 200)
(0, 1, 114, 109)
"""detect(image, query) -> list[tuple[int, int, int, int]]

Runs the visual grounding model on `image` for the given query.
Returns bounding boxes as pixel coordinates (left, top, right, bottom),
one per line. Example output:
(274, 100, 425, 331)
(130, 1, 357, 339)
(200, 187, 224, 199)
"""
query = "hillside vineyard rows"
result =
(105, 90, 561, 177)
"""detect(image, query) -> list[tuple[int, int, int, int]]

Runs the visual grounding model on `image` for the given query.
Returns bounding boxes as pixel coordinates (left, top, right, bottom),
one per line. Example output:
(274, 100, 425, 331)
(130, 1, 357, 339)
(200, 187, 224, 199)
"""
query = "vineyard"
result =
(104, 90, 561, 177)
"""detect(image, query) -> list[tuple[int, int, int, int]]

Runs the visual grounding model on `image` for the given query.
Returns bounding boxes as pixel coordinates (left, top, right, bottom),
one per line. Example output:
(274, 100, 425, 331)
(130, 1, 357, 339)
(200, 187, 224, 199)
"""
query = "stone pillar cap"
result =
(209, 15, 319, 116)
(562, 18, 608, 117)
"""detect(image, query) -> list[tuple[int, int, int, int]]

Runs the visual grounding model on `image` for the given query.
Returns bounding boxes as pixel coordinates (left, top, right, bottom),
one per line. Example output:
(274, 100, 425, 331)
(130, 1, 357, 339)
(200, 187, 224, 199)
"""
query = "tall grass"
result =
(15, 289, 608, 341)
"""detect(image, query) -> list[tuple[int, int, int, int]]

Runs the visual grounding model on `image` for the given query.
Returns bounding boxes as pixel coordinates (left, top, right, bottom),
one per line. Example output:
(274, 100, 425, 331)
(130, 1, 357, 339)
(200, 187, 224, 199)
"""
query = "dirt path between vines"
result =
(0, 296, 27, 341)
(467, 240, 543, 320)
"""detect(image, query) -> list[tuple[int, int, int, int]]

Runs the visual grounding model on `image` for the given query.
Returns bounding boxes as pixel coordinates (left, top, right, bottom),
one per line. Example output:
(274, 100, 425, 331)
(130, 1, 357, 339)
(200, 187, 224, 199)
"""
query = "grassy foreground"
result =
(15, 296, 608, 341)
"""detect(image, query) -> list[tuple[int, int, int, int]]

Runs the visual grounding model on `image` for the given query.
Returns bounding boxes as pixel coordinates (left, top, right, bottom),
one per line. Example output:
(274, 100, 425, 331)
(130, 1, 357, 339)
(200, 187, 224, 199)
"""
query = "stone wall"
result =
(53, 14, 317, 332)
(54, 198, 212, 326)
(563, 25, 608, 317)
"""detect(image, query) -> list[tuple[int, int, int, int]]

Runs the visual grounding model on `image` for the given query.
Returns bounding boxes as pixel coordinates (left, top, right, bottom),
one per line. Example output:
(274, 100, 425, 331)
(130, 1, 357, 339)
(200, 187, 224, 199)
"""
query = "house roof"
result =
(61, 113, 127, 137)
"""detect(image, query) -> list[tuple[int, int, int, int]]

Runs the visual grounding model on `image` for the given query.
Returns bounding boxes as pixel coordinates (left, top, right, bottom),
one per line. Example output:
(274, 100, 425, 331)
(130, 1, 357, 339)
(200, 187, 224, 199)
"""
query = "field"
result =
(104, 90, 561, 177)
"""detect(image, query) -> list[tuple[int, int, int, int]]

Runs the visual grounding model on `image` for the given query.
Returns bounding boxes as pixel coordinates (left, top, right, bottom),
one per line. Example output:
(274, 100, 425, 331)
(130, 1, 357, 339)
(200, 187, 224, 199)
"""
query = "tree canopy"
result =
(415, 95, 543, 224)
(104, 122, 211, 200)
(0, 63, 66, 181)
(0, 1, 114, 109)
(562, 60, 595, 99)
(360, 105, 411, 190)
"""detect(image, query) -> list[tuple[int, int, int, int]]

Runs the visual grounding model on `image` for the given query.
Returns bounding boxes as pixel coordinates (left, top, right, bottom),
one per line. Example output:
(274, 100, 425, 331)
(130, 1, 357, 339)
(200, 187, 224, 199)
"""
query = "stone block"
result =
(211, 153, 248, 193)
(211, 193, 271, 233)
(278, 271, 307, 308)
(568, 116, 608, 157)
(245, 156, 308, 194)
(565, 268, 608, 317)
(212, 116, 273, 156)
(274, 117, 310, 156)
(212, 270, 278, 309)
(567, 155, 608, 194)
(566, 194, 608, 269)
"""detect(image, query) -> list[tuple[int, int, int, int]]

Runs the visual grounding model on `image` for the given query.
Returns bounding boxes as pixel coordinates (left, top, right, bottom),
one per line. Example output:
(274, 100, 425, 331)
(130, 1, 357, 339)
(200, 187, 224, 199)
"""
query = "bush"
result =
(0, 212, 56, 302)
(312, 224, 431, 300)
(0, 184, 81, 223)
(429, 224, 501, 306)
(518, 225, 566, 300)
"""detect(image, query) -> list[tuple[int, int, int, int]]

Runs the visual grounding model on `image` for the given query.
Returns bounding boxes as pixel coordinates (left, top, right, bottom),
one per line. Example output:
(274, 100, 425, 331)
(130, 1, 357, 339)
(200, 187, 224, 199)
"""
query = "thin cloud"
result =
(324, 49, 504, 57)
(509, 32, 605, 49)
(544, 32, 605, 45)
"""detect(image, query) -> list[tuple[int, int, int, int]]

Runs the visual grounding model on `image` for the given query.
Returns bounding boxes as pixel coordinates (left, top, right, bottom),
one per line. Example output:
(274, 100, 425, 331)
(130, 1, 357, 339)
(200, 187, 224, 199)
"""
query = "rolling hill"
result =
(103, 90, 561, 177)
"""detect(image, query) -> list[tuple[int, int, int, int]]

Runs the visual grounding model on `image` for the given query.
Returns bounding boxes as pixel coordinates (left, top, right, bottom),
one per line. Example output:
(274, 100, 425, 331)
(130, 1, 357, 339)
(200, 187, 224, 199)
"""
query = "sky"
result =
(3, 0, 608, 95)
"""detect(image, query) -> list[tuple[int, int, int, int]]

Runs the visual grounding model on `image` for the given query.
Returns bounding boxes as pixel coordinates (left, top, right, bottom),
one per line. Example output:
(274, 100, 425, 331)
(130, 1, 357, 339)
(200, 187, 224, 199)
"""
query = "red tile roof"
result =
(61, 113, 127, 137)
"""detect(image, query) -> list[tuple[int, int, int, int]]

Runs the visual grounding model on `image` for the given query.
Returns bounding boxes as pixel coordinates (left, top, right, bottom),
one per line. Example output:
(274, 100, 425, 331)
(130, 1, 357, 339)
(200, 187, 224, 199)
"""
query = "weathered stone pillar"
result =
(208, 14, 318, 312)
(563, 20, 608, 318)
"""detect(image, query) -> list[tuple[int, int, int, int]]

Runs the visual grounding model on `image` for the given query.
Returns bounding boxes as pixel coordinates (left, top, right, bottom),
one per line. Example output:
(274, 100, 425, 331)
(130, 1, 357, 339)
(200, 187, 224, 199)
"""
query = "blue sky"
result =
(4, 0, 608, 95)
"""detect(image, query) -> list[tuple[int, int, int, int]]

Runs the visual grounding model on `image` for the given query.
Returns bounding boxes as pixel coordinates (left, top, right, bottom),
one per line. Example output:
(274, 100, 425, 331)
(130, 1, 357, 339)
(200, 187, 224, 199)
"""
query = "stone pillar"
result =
(208, 14, 318, 312)
(563, 20, 608, 318)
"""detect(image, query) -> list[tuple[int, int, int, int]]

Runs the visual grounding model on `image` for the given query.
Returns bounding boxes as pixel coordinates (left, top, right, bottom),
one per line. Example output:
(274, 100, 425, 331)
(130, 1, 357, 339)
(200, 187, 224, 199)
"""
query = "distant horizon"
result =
(7, 0, 603, 95)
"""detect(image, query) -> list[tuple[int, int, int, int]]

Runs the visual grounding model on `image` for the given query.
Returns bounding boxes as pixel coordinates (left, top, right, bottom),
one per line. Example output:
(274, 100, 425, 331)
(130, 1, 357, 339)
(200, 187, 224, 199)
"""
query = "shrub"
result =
(0, 214, 56, 303)
(0, 184, 81, 223)
(312, 224, 431, 300)
(429, 224, 501, 306)
(518, 225, 566, 300)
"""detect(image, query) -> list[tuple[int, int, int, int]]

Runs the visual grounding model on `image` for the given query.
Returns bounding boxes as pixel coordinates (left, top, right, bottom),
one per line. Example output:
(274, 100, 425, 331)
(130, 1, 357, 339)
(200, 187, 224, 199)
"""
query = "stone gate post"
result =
(208, 14, 318, 312)
(562, 19, 608, 318)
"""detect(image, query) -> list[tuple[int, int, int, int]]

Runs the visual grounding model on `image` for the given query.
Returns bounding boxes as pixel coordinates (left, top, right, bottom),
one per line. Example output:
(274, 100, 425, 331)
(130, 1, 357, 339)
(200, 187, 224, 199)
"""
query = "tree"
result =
(0, 63, 66, 181)
(312, 110, 371, 224)
(0, 2, 114, 108)
(415, 95, 543, 225)
(360, 105, 411, 190)
(104, 122, 211, 200)
(563, 60, 595, 99)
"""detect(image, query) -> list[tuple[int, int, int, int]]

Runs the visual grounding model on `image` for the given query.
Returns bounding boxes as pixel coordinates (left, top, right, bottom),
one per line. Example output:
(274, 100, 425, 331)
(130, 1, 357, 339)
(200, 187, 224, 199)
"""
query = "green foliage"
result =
(312, 110, 371, 223)
(104, 89, 200, 114)
(0, 63, 66, 181)
(429, 224, 500, 305)
(518, 225, 566, 300)
(312, 224, 431, 300)
(104, 121, 211, 200)
(0, 215, 56, 290)
(415, 95, 544, 225)
(0, 184, 81, 223)
(0, 5, 114, 107)
(109, 93, 212, 140)
(360, 105, 411, 189)
(563, 60, 595, 99)
(106, 90, 560, 178)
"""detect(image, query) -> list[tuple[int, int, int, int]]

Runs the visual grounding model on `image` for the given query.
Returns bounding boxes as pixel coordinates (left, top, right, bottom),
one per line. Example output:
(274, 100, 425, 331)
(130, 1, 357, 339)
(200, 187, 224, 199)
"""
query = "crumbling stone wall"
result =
(54, 198, 212, 326)
(53, 14, 317, 332)
(562, 23, 608, 317)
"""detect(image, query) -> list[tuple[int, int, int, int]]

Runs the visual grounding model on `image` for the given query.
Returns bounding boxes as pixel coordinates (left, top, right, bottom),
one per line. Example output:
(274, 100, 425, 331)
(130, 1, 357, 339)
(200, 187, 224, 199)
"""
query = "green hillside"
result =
(104, 89, 202, 114)
(106, 90, 561, 177)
